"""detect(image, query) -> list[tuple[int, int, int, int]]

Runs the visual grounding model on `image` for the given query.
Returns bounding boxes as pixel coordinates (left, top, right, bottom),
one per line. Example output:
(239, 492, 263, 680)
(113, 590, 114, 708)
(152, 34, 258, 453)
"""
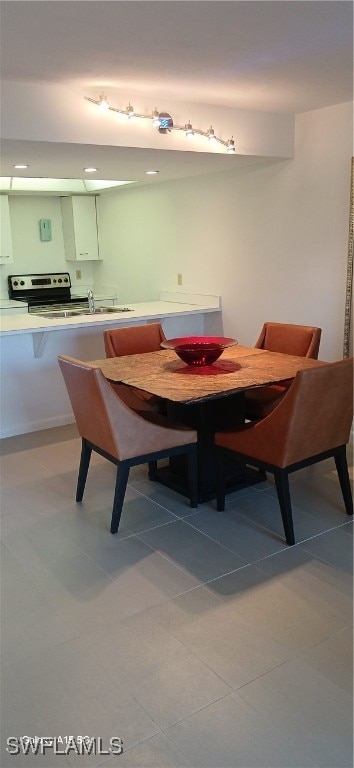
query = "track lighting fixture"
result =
(85, 95, 236, 153)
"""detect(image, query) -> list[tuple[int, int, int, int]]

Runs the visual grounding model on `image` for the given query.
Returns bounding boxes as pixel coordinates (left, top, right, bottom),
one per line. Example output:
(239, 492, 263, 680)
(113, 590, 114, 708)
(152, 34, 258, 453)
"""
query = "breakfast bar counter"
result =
(0, 297, 220, 336)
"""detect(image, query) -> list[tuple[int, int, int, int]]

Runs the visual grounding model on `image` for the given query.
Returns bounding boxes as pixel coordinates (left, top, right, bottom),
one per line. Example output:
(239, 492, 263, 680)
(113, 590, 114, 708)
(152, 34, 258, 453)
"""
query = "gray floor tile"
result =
(76, 609, 192, 685)
(0, 663, 71, 768)
(187, 504, 288, 560)
(95, 485, 179, 536)
(3, 519, 200, 633)
(229, 483, 345, 543)
(165, 691, 317, 767)
(148, 587, 291, 689)
(211, 562, 347, 650)
(266, 468, 353, 529)
(238, 658, 353, 767)
(127, 476, 203, 518)
(5, 645, 160, 766)
(1, 544, 80, 664)
(0, 423, 78, 456)
(111, 732, 191, 767)
(56, 484, 181, 543)
(138, 519, 246, 583)
(129, 651, 231, 728)
(341, 520, 354, 535)
(300, 526, 353, 573)
(256, 544, 353, 624)
(297, 626, 353, 694)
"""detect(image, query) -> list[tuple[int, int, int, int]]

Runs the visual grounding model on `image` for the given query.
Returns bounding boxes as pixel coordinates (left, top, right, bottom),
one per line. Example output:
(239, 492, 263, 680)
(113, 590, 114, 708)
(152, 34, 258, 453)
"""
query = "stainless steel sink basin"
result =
(38, 309, 86, 318)
(35, 307, 133, 319)
(93, 306, 133, 314)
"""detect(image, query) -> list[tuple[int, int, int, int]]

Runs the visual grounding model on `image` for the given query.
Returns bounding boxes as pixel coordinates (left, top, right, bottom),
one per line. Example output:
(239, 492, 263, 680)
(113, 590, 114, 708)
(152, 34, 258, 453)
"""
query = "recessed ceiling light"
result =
(13, 164, 29, 169)
(84, 167, 98, 173)
(145, 170, 159, 175)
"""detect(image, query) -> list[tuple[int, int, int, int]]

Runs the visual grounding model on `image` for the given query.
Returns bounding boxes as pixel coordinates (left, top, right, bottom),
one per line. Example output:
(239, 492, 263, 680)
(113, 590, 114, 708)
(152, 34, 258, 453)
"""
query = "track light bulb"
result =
(207, 126, 216, 141)
(126, 102, 135, 118)
(227, 137, 236, 154)
(152, 108, 160, 127)
(185, 121, 194, 137)
(98, 94, 109, 111)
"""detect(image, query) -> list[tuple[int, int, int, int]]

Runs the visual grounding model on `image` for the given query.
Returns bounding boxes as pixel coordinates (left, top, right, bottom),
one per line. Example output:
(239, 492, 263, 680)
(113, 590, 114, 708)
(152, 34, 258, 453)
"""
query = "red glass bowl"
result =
(161, 336, 238, 366)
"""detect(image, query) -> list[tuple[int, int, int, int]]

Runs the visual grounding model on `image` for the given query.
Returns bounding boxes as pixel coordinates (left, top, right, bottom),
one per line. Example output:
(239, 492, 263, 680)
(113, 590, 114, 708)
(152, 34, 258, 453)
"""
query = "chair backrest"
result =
(58, 354, 196, 461)
(104, 323, 166, 358)
(258, 358, 353, 467)
(255, 322, 321, 358)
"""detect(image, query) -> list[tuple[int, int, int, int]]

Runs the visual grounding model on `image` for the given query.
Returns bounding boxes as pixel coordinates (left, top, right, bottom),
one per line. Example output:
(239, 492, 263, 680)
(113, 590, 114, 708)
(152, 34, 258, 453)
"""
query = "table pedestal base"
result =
(154, 394, 266, 504)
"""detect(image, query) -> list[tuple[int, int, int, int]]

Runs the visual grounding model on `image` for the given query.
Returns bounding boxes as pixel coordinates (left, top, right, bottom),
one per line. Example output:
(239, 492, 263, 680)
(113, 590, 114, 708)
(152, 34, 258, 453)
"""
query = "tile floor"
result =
(0, 424, 353, 768)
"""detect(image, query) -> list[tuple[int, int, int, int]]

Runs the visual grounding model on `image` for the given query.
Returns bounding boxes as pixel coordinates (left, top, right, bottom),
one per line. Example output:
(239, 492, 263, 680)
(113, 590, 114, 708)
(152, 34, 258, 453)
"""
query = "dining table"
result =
(90, 344, 324, 503)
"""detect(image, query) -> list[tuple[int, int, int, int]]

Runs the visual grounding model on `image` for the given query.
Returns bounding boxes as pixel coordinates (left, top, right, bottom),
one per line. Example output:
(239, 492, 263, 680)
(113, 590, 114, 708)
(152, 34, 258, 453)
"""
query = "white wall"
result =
(96, 102, 353, 361)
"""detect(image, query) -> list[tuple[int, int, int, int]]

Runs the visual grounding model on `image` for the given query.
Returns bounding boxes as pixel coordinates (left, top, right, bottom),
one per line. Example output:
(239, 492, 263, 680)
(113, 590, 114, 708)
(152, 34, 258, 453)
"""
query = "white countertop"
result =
(0, 300, 220, 336)
(0, 299, 27, 309)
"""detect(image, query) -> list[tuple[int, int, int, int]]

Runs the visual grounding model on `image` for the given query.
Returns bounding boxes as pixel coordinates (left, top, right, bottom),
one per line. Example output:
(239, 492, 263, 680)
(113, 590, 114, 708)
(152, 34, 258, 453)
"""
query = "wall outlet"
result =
(177, 273, 183, 286)
(75, 270, 82, 280)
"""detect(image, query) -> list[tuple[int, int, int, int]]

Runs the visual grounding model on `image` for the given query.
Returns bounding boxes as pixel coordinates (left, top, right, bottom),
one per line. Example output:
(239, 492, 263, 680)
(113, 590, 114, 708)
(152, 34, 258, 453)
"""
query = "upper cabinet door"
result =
(61, 196, 100, 261)
(0, 195, 14, 264)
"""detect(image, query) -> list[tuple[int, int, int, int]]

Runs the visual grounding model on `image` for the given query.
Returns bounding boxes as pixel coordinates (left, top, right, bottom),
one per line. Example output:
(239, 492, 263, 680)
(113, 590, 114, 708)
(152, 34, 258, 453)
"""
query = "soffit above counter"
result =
(1, 81, 295, 192)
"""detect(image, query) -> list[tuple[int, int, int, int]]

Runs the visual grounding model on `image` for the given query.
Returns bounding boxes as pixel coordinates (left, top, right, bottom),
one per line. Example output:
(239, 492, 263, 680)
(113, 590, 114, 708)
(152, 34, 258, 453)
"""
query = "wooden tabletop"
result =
(90, 345, 325, 404)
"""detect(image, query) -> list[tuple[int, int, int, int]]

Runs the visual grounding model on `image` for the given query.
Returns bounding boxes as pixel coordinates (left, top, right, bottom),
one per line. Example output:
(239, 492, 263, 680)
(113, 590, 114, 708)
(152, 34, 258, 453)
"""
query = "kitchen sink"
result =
(35, 307, 133, 319)
(93, 306, 133, 314)
(37, 309, 86, 318)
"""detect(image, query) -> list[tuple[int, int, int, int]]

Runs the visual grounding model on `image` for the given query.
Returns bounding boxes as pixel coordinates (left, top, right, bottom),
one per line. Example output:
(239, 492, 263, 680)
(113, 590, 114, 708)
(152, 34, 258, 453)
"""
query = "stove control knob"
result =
(58, 278, 62, 284)
(20, 280, 25, 286)
(13, 280, 18, 286)
(53, 279, 57, 283)
(64, 277, 68, 283)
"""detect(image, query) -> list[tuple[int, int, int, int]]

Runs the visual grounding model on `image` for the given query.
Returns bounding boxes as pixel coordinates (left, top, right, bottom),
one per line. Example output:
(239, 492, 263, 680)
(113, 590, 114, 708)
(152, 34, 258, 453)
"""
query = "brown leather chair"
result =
(104, 323, 166, 357)
(215, 358, 353, 545)
(58, 354, 198, 534)
(245, 322, 322, 420)
(104, 323, 167, 411)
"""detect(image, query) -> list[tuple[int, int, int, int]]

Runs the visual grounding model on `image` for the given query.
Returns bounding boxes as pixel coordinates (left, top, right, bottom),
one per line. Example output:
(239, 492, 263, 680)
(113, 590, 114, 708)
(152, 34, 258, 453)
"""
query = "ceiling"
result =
(0, 1, 352, 189)
(1, 139, 269, 192)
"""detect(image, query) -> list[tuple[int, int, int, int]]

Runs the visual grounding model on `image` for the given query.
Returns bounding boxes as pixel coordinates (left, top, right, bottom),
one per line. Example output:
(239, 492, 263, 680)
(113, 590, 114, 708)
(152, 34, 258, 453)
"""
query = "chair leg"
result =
(334, 446, 353, 515)
(216, 448, 226, 512)
(187, 445, 198, 508)
(274, 470, 295, 545)
(110, 462, 130, 534)
(148, 460, 158, 480)
(76, 438, 92, 502)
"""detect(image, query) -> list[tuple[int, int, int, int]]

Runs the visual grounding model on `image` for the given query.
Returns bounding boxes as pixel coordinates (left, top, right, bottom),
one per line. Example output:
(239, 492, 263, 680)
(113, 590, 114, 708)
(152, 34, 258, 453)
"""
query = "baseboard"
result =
(0, 414, 75, 439)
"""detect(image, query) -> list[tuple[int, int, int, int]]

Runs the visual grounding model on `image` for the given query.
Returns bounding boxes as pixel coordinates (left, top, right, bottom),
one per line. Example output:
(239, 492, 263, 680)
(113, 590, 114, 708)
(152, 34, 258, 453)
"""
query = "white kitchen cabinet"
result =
(61, 195, 100, 261)
(0, 195, 14, 264)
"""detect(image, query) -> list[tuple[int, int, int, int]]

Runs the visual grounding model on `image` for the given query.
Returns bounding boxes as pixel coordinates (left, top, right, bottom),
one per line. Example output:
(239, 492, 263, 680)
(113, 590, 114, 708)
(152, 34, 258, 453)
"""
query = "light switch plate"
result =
(39, 218, 52, 241)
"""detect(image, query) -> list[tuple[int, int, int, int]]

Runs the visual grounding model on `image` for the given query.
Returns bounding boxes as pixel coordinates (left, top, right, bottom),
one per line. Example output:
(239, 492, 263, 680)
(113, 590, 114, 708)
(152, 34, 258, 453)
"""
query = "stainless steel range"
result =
(8, 272, 89, 314)
(8, 272, 133, 317)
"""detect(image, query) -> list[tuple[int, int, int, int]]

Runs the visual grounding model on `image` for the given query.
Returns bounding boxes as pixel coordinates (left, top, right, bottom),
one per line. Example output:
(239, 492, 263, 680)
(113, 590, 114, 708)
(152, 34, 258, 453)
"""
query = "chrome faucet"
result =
(87, 288, 95, 314)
